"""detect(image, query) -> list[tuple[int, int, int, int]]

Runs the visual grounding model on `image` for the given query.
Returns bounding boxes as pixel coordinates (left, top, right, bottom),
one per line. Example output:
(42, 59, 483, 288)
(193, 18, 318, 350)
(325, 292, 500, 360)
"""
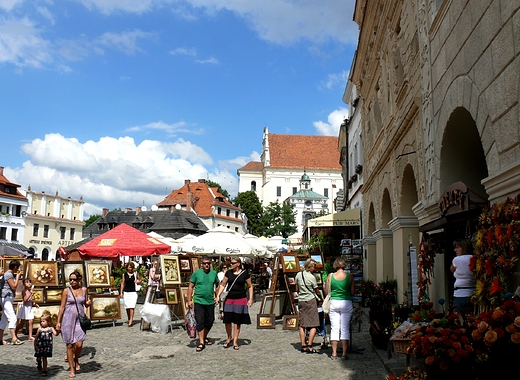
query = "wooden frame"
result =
(281, 254, 299, 273)
(282, 315, 299, 330)
(89, 294, 121, 320)
(61, 261, 86, 288)
(165, 287, 179, 305)
(33, 305, 61, 329)
(0, 258, 3, 271)
(26, 260, 59, 287)
(179, 286, 190, 315)
(190, 256, 200, 271)
(44, 288, 63, 303)
(310, 253, 324, 270)
(256, 314, 276, 329)
(85, 261, 111, 287)
(179, 257, 191, 272)
(3, 257, 25, 272)
(313, 272, 322, 285)
(32, 287, 45, 304)
(260, 291, 288, 318)
(160, 255, 181, 285)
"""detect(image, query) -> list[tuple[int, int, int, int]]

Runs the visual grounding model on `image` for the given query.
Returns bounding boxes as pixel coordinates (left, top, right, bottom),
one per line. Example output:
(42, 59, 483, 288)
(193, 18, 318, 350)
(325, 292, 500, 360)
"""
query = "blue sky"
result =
(1, 0, 358, 217)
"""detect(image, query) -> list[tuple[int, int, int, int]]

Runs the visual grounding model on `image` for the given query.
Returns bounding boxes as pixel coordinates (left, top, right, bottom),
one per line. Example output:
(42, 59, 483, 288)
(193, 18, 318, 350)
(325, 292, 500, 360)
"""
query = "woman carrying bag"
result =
(120, 262, 142, 327)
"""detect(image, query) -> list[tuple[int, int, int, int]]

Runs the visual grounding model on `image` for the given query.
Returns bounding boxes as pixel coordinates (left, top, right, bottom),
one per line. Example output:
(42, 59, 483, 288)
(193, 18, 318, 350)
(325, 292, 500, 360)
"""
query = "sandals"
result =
(341, 356, 348, 360)
(306, 347, 317, 354)
(13, 339, 24, 345)
(196, 343, 205, 352)
(204, 338, 213, 346)
(41, 371, 47, 377)
(300, 345, 307, 352)
(223, 341, 232, 349)
(233, 345, 239, 350)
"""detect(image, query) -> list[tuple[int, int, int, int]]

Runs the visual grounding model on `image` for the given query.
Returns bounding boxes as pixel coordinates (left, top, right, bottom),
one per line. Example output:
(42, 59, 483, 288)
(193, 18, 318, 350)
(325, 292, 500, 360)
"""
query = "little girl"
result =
(34, 313, 58, 377)
(16, 278, 39, 341)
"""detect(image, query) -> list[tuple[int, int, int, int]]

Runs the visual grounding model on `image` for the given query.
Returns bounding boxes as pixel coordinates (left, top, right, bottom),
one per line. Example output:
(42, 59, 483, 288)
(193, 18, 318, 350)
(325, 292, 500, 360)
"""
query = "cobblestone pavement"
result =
(0, 298, 407, 380)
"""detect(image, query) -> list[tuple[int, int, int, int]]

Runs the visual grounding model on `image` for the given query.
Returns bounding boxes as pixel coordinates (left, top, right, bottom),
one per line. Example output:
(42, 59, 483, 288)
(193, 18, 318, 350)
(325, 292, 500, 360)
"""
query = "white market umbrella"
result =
(147, 232, 183, 253)
(181, 226, 254, 256)
(241, 233, 269, 257)
(266, 235, 285, 252)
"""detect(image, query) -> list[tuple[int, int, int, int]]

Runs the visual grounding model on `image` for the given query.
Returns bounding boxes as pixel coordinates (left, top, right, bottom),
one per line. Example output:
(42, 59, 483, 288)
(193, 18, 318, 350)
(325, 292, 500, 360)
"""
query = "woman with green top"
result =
(325, 258, 355, 359)
(294, 258, 321, 353)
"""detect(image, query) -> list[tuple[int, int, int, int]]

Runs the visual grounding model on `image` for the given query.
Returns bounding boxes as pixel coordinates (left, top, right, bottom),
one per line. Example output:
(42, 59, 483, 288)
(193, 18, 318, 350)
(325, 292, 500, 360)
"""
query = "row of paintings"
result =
(340, 239, 363, 247)
(280, 252, 324, 273)
(156, 255, 200, 286)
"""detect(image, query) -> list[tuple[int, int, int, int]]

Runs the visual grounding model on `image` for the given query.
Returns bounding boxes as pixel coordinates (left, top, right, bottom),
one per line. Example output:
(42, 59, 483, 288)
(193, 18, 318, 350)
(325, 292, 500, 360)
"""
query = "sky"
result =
(0, 0, 358, 218)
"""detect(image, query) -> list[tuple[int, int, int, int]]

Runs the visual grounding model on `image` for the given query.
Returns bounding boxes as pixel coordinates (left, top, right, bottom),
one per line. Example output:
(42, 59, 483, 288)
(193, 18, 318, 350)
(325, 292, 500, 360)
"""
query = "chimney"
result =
(102, 208, 109, 217)
(198, 179, 206, 183)
(124, 207, 132, 213)
(186, 182, 193, 212)
(136, 207, 142, 215)
(184, 179, 191, 185)
(0, 166, 3, 176)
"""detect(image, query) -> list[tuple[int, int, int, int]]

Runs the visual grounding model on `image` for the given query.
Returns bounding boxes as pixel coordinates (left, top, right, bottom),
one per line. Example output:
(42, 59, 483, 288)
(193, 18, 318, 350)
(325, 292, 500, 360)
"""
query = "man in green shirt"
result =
(187, 258, 219, 352)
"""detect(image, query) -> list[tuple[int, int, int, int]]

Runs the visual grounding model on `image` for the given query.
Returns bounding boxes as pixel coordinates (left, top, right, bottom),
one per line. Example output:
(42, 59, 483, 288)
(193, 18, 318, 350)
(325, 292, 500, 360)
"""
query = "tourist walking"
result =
(295, 258, 321, 353)
(216, 258, 253, 350)
(120, 262, 142, 327)
(0, 259, 23, 345)
(187, 258, 220, 352)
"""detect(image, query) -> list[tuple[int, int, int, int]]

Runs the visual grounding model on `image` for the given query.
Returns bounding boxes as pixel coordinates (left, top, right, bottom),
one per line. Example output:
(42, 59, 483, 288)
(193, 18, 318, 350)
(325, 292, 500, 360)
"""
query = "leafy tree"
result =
(84, 214, 101, 228)
(258, 200, 297, 238)
(233, 191, 263, 236)
(206, 180, 230, 199)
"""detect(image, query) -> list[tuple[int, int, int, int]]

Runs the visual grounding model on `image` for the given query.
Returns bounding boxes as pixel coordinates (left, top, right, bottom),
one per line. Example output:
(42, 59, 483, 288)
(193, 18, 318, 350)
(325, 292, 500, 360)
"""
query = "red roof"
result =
(267, 134, 341, 170)
(238, 161, 264, 172)
(156, 180, 241, 217)
(0, 168, 26, 200)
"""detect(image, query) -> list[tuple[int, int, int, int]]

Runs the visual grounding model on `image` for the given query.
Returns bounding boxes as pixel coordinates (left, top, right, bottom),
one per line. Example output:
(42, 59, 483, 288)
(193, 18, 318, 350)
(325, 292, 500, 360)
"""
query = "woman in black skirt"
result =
(216, 258, 254, 350)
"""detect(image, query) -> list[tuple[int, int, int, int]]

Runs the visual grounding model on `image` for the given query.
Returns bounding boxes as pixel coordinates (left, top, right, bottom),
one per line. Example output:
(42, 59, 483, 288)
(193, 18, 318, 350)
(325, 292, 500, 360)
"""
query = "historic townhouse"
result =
(0, 166, 28, 251)
(351, 0, 520, 307)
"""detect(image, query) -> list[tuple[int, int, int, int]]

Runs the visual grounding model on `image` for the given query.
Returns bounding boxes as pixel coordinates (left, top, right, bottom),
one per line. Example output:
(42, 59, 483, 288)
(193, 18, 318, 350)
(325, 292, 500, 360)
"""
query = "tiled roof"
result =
(238, 161, 264, 172)
(82, 209, 208, 240)
(156, 180, 242, 217)
(268, 134, 341, 170)
(290, 190, 328, 199)
(0, 171, 26, 200)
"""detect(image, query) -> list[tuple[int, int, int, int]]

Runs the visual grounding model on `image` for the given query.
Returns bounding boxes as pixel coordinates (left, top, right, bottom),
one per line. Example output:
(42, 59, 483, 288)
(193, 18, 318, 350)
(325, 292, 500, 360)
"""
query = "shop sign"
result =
(438, 182, 469, 216)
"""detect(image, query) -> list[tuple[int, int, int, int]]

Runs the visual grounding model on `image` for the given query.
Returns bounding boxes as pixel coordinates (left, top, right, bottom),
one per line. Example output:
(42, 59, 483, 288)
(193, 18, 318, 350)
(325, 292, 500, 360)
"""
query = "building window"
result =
(276, 186, 281, 197)
(293, 187, 297, 194)
(43, 225, 49, 238)
(11, 229, 18, 241)
(33, 224, 39, 237)
(60, 227, 66, 239)
(251, 181, 256, 191)
(235, 211, 238, 218)
(324, 188, 329, 197)
(15, 205, 21, 217)
(0, 227, 6, 240)
(217, 207, 222, 215)
(235, 227, 239, 232)
(70, 228, 75, 240)
(226, 209, 230, 217)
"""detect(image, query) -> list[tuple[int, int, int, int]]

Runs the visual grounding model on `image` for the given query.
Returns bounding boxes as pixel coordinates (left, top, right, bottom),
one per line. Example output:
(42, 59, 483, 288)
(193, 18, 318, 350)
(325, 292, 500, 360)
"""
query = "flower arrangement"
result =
(472, 196, 520, 310)
(363, 279, 397, 309)
(410, 301, 437, 323)
(33, 266, 54, 283)
(90, 266, 107, 284)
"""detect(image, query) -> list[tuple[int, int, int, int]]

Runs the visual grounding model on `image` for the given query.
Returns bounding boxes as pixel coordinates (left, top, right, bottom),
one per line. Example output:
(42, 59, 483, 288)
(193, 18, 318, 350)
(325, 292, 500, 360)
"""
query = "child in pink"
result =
(16, 278, 39, 341)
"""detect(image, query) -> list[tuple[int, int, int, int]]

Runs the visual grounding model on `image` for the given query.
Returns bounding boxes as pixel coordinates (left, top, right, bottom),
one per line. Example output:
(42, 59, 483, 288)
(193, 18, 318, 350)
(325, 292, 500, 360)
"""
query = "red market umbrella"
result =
(77, 224, 171, 258)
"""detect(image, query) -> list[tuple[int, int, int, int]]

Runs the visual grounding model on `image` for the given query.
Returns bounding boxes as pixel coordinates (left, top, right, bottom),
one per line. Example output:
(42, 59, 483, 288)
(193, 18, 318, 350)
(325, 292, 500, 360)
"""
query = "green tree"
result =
(206, 180, 230, 199)
(233, 191, 263, 236)
(258, 200, 297, 238)
(84, 214, 101, 228)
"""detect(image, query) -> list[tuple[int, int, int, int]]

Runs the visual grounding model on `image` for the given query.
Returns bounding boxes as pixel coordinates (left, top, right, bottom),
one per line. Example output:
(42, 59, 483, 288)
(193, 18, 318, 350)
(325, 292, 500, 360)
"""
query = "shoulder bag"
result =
(298, 271, 321, 302)
(219, 270, 243, 305)
(134, 273, 142, 292)
(322, 274, 332, 314)
(70, 287, 92, 331)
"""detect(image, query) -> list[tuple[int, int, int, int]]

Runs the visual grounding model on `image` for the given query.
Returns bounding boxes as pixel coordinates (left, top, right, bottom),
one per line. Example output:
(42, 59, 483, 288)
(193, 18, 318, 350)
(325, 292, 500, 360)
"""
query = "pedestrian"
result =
(217, 263, 227, 283)
(216, 258, 253, 350)
(16, 278, 40, 341)
(450, 238, 475, 326)
(34, 313, 59, 376)
(325, 258, 355, 360)
(295, 258, 321, 353)
(186, 258, 219, 353)
(119, 262, 142, 327)
(56, 270, 91, 379)
(0, 259, 24, 345)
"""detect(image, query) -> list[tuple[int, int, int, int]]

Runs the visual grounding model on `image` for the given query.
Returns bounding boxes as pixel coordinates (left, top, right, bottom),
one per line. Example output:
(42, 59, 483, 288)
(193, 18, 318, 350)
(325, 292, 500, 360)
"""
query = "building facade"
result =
(238, 127, 343, 234)
(24, 187, 85, 260)
(351, 0, 520, 307)
(0, 166, 28, 250)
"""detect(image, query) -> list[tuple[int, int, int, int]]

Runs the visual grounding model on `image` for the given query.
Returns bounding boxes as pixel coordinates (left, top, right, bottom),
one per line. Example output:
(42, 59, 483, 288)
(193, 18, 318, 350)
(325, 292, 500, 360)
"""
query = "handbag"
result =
(134, 273, 142, 292)
(70, 287, 92, 331)
(322, 275, 332, 314)
(185, 307, 197, 338)
(219, 270, 243, 305)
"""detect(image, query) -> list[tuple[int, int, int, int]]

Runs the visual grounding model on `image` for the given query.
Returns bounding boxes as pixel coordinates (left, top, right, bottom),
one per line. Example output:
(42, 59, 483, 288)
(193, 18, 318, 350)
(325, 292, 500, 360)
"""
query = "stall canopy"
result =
(181, 226, 257, 256)
(78, 224, 171, 257)
(306, 208, 361, 228)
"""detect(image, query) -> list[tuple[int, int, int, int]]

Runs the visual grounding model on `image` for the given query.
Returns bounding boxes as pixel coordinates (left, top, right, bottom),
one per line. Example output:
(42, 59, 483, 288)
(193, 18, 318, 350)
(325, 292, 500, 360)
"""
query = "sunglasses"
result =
(69, 278, 78, 281)
(202, 262, 211, 265)
(230, 261, 238, 265)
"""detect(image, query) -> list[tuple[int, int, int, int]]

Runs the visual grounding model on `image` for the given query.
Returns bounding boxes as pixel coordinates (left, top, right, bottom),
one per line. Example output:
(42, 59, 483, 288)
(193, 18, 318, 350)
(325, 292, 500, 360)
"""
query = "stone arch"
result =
(368, 202, 376, 234)
(381, 188, 393, 227)
(400, 164, 419, 215)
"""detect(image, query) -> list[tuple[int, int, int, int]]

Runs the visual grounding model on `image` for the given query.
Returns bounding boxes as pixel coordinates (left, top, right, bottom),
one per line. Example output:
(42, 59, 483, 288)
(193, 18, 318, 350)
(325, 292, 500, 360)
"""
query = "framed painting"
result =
(313, 272, 322, 285)
(179, 257, 191, 272)
(165, 287, 179, 305)
(179, 286, 190, 315)
(190, 256, 200, 271)
(299, 259, 306, 269)
(90, 294, 121, 320)
(32, 287, 45, 304)
(0, 258, 3, 271)
(282, 315, 299, 331)
(256, 314, 276, 329)
(85, 261, 111, 288)
(33, 305, 61, 330)
(4, 257, 25, 274)
(310, 253, 324, 270)
(62, 261, 86, 288)
(281, 254, 298, 273)
(26, 260, 59, 287)
(260, 291, 288, 318)
(160, 255, 181, 285)
(45, 288, 63, 303)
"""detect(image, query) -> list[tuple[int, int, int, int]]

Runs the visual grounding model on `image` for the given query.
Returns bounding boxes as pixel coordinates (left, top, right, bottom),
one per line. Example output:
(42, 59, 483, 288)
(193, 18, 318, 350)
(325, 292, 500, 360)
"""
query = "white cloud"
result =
(126, 121, 204, 136)
(0, 0, 24, 12)
(218, 151, 261, 171)
(76, 0, 160, 15)
(323, 70, 349, 90)
(7, 133, 224, 216)
(0, 16, 53, 68)
(95, 29, 156, 55)
(195, 56, 218, 65)
(36, 6, 55, 24)
(313, 107, 348, 136)
(170, 47, 197, 56)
